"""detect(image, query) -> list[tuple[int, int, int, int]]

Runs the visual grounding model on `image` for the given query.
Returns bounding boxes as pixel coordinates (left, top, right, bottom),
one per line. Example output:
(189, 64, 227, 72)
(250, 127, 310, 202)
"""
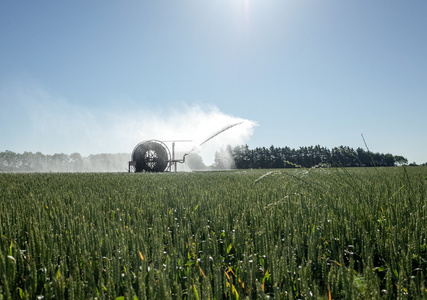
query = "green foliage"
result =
(0, 167, 426, 299)
(224, 144, 408, 169)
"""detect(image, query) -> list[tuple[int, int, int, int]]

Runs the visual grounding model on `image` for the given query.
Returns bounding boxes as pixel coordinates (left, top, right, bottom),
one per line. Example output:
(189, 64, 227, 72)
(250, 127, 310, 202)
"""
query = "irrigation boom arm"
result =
(170, 122, 244, 171)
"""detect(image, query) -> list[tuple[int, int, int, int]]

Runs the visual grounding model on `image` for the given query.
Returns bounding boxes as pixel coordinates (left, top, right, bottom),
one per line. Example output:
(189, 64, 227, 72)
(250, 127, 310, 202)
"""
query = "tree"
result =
(394, 155, 408, 166)
(70, 153, 85, 172)
(356, 147, 371, 167)
(0, 150, 19, 171)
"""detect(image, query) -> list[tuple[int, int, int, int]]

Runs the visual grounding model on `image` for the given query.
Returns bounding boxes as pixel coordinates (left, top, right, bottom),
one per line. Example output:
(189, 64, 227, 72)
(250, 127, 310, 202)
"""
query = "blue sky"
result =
(1, 0, 426, 164)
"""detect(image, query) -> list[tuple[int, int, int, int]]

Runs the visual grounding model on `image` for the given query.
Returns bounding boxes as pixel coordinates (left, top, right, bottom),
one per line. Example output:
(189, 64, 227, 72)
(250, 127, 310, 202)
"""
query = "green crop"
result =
(0, 167, 426, 299)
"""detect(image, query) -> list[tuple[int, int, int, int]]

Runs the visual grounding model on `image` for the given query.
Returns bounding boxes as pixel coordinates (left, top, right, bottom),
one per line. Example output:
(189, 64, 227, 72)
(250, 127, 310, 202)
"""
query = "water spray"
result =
(200, 122, 243, 147)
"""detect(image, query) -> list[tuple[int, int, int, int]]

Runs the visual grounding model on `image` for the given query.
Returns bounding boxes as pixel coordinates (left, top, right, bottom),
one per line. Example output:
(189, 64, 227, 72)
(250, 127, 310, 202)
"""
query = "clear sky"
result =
(1, 0, 426, 164)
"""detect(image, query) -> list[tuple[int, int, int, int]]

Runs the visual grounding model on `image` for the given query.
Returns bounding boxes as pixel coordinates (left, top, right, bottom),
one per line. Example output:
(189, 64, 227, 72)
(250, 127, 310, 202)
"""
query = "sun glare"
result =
(244, 0, 250, 17)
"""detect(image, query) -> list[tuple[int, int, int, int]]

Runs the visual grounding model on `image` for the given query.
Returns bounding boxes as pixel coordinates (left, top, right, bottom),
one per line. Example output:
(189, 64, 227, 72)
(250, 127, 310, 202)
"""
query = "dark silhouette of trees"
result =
(214, 145, 408, 169)
(393, 155, 408, 166)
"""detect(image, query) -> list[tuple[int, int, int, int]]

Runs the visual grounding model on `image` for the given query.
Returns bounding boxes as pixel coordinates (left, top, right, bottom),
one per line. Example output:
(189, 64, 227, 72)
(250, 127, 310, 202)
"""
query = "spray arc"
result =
(128, 122, 244, 172)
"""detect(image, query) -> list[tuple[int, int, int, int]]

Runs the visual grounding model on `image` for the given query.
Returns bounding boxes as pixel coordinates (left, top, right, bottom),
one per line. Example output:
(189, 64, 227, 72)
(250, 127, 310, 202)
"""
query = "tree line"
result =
(0, 151, 129, 172)
(213, 145, 414, 169)
(0, 145, 421, 172)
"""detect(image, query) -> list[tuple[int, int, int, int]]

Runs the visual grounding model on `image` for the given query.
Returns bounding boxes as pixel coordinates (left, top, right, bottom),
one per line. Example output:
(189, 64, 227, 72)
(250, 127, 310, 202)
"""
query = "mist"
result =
(0, 82, 257, 170)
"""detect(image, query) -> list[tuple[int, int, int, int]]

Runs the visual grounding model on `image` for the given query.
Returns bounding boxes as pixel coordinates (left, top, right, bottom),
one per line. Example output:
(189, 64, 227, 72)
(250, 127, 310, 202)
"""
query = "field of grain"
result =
(1, 167, 426, 299)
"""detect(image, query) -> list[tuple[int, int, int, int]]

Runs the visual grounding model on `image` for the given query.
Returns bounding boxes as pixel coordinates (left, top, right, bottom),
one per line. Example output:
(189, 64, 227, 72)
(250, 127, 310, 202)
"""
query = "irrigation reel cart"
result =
(128, 121, 244, 173)
(128, 140, 192, 173)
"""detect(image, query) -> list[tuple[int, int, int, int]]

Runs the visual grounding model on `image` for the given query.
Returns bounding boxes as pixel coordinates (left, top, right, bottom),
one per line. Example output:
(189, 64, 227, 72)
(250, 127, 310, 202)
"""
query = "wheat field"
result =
(1, 167, 426, 299)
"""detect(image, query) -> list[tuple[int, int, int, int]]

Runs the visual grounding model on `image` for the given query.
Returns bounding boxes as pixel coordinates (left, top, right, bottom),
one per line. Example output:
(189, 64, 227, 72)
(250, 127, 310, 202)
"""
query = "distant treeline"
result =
(0, 145, 420, 172)
(0, 151, 130, 172)
(214, 145, 414, 169)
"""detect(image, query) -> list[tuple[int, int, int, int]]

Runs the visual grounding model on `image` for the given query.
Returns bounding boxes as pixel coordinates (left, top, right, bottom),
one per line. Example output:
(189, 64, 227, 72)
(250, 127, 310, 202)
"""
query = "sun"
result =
(239, 0, 251, 29)
(244, 0, 250, 15)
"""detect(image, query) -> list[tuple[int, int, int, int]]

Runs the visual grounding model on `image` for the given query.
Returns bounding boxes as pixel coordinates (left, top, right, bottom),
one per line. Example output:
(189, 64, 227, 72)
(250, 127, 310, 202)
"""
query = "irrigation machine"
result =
(128, 122, 244, 173)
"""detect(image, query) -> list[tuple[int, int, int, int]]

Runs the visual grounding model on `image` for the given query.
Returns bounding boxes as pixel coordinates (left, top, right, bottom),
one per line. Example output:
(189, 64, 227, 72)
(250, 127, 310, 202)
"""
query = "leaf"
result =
(138, 251, 144, 261)
(198, 265, 205, 277)
(9, 240, 13, 256)
(390, 185, 405, 199)
(331, 260, 341, 267)
(193, 284, 199, 300)
(227, 267, 236, 277)
(374, 266, 386, 272)
(263, 270, 270, 283)
(224, 271, 230, 280)
(56, 267, 62, 288)
(227, 243, 233, 254)
(231, 284, 239, 300)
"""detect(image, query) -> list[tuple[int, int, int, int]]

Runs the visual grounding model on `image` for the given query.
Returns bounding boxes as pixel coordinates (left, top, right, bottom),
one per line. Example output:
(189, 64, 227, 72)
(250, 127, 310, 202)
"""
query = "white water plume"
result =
(0, 82, 257, 167)
(131, 105, 257, 166)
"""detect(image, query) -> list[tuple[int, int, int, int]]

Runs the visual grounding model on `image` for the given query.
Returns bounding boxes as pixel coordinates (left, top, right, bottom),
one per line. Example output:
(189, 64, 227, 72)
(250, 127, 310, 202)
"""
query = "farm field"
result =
(1, 167, 427, 299)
